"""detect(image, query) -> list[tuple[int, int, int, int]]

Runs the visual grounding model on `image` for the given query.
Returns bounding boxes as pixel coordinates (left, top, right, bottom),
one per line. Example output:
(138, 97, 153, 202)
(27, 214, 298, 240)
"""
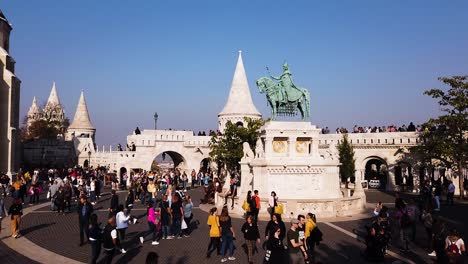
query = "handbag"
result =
(274, 203, 284, 215)
(181, 219, 188, 230)
(242, 200, 250, 212)
(46, 190, 51, 200)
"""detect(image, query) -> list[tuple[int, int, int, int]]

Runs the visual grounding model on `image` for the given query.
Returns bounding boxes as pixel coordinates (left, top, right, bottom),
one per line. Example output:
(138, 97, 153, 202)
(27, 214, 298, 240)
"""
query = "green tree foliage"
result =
(411, 76, 468, 198)
(337, 134, 356, 183)
(209, 117, 265, 177)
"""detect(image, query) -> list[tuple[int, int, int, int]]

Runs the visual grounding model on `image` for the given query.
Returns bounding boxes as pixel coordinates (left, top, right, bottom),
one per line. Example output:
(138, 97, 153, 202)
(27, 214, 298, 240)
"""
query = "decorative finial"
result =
(238, 50, 242, 54)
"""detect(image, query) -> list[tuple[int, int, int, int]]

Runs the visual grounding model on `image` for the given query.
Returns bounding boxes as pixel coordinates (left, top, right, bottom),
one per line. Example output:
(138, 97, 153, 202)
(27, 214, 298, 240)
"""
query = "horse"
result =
(256, 77, 310, 120)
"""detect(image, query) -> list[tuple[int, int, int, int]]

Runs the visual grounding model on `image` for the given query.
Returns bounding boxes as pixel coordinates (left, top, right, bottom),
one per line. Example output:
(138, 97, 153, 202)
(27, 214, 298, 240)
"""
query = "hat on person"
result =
(291, 219, 299, 225)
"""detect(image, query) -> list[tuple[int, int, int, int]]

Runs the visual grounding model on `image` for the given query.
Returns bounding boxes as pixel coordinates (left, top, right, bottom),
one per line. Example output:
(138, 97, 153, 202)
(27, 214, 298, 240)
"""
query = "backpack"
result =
(249, 197, 257, 210)
(400, 210, 412, 228)
(447, 240, 460, 255)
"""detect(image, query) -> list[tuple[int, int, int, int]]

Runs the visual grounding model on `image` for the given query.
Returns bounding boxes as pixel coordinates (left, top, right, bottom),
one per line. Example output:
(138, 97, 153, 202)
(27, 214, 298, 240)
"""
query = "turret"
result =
(218, 51, 261, 132)
(67, 91, 95, 141)
(0, 10, 12, 52)
(43, 82, 65, 122)
(27, 96, 41, 129)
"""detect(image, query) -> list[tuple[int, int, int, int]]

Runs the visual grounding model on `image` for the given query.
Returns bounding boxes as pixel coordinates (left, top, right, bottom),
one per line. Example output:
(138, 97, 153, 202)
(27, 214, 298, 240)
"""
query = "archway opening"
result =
(395, 162, 413, 189)
(236, 121, 244, 128)
(83, 159, 89, 168)
(152, 151, 187, 172)
(200, 158, 212, 174)
(365, 158, 387, 189)
(119, 167, 127, 184)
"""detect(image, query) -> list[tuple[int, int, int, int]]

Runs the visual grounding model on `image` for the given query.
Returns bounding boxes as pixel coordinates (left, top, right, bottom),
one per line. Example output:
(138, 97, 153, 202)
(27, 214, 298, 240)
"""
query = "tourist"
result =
(54, 187, 66, 215)
(77, 195, 94, 246)
(206, 207, 221, 258)
(90, 177, 96, 205)
(252, 190, 260, 223)
(8, 198, 23, 238)
(140, 201, 160, 245)
(395, 203, 411, 252)
(166, 184, 173, 207)
(304, 212, 318, 262)
(63, 180, 73, 212)
(140, 177, 148, 205)
(191, 169, 196, 189)
(28, 180, 40, 205)
(115, 204, 131, 253)
(287, 219, 308, 264)
(241, 215, 261, 264)
(246, 190, 254, 218)
(0, 187, 6, 235)
(145, 252, 159, 264)
(268, 191, 278, 218)
(265, 227, 287, 264)
(406, 199, 419, 241)
(446, 180, 455, 206)
(224, 175, 237, 210)
(365, 212, 388, 261)
(102, 215, 119, 264)
(147, 179, 157, 207)
(219, 206, 236, 262)
(265, 213, 286, 242)
(88, 213, 102, 264)
(125, 189, 135, 215)
(109, 189, 119, 216)
(183, 195, 193, 236)
(49, 180, 59, 211)
(181, 171, 188, 192)
(169, 192, 184, 239)
(297, 215, 306, 248)
(160, 194, 171, 239)
(445, 229, 465, 263)
(434, 183, 442, 211)
(421, 208, 434, 253)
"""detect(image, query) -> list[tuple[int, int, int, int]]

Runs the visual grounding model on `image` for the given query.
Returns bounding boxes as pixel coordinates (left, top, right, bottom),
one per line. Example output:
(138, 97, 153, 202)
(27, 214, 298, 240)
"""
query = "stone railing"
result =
(318, 132, 420, 148)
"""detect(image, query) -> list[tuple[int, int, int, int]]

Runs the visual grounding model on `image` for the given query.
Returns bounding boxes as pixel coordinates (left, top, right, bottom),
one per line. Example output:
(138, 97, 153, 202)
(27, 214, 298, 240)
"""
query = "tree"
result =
(336, 134, 356, 184)
(209, 117, 265, 179)
(411, 76, 468, 198)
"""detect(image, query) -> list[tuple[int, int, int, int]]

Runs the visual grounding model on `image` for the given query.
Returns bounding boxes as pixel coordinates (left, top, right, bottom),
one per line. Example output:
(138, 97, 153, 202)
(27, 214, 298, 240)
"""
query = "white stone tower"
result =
(218, 51, 261, 132)
(67, 91, 95, 141)
(26, 96, 40, 129)
(43, 82, 65, 123)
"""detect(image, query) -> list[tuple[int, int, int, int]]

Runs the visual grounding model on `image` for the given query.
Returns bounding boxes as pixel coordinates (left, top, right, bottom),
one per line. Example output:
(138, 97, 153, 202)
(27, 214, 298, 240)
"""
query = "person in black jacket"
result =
(78, 195, 94, 246)
(102, 215, 118, 264)
(265, 227, 286, 264)
(88, 213, 101, 264)
(241, 215, 261, 264)
(8, 198, 23, 238)
(265, 214, 286, 242)
(109, 190, 119, 217)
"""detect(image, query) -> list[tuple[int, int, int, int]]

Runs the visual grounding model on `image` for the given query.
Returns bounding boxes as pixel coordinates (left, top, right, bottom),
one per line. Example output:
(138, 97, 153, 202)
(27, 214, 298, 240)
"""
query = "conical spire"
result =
(69, 91, 94, 129)
(219, 51, 261, 117)
(27, 96, 40, 116)
(46, 82, 61, 107)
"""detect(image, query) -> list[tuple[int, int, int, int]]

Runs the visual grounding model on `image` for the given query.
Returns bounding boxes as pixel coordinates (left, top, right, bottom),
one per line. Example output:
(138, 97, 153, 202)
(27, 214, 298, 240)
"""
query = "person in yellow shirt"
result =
(206, 207, 221, 258)
(305, 212, 317, 263)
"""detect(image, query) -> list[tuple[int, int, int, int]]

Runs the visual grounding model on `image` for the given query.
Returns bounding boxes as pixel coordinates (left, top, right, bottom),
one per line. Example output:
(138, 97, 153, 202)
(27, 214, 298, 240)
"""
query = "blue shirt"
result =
(184, 202, 193, 217)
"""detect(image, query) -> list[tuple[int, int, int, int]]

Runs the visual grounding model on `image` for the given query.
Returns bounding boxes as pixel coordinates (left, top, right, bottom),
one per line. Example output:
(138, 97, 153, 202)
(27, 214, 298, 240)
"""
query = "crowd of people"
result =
(365, 180, 466, 263)
(321, 122, 421, 134)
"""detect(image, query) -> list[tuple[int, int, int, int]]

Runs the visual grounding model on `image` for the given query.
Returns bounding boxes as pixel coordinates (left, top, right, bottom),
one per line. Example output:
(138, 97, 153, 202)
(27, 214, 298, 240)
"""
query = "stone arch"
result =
(235, 121, 244, 128)
(362, 156, 388, 188)
(394, 161, 413, 188)
(200, 157, 212, 173)
(151, 150, 188, 172)
(119, 167, 127, 184)
(83, 159, 89, 168)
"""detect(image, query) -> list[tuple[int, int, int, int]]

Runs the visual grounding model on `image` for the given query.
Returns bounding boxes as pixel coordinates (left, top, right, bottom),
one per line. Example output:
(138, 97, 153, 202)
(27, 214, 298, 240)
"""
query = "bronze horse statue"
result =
(256, 76, 310, 120)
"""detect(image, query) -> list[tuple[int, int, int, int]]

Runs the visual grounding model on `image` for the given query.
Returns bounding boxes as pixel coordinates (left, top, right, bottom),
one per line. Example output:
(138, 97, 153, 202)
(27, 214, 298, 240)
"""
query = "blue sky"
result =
(2, 1, 468, 146)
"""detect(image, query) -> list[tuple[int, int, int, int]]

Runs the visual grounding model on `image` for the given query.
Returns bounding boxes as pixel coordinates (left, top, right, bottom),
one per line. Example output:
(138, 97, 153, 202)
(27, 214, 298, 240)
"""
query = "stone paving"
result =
(1, 186, 467, 263)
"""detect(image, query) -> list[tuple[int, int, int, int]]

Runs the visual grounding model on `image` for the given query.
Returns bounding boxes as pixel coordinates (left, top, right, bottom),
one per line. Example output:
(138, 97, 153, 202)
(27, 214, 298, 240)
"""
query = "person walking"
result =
(108, 190, 119, 217)
(90, 177, 97, 205)
(219, 206, 236, 262)
(304, 213, 317, 263)
(140, 201, 160, 245)
(88, 213, 102, 264)
(78, 195, 94, 246)
(434, 183, 442, 211)
(169, 193, 184, 239)
(265, 227, 287, 264)
(183, 195, 193, 236)
(8, 198, 23, 238)
(268, 191, 278, 218)
(115, 204, 131, 253)
(125, 189, 135, 215)
(447, 180, 455, 206)
(287, 219, 308, 264)
(206, 207, 221, 258)
(49, 180, 60, 211)
(54, 187, 66, 215)
(160, 194, 171, 239)
(252, 190, 261, 224)
(102, 215, 119, 264)
(241, 215, 261, 264)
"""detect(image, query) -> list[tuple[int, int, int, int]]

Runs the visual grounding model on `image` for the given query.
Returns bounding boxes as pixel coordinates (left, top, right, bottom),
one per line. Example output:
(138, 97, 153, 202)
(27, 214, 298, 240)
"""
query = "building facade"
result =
(0, 10, 20, 178)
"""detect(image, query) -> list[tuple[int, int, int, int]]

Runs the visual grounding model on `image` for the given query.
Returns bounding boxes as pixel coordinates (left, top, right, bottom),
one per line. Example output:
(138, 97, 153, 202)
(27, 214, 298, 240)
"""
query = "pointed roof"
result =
(46, 82, 61, 107)
(27, 96, 40, 115)
(69, 91, 95, 130)
(219, 51, 261, 117)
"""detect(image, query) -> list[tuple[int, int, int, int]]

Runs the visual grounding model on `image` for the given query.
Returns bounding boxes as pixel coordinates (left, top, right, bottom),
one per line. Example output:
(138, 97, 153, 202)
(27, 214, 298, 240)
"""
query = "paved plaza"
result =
(1, 185, 467, 264)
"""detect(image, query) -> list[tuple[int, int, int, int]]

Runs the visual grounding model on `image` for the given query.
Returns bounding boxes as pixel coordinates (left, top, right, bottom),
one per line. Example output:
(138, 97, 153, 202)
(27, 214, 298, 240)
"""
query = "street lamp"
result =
(154, 112, 158, 130)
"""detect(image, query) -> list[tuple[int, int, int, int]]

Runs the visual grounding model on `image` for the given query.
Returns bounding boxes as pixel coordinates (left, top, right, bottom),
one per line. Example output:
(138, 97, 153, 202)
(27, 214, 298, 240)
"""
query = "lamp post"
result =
(154, 112, 158, 130)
